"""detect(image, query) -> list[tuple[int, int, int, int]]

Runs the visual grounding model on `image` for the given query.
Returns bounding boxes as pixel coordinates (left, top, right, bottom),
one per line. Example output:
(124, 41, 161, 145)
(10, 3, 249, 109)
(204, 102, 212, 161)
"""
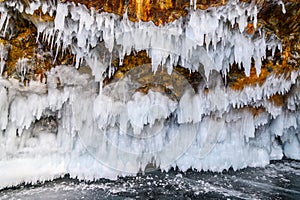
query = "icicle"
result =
(0, 43, 7, 75)
(278, 0, 286, 14)
(253, 6, 257, 29)
(42, 3, 48, 14)
(25, 1, 41, 15)
(54, 2, 69, 31)
(0, 7, 10, 37)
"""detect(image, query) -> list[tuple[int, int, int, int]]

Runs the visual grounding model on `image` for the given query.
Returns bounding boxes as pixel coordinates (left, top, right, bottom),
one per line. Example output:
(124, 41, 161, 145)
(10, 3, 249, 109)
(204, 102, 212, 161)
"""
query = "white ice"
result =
(0, 0, 299, 189)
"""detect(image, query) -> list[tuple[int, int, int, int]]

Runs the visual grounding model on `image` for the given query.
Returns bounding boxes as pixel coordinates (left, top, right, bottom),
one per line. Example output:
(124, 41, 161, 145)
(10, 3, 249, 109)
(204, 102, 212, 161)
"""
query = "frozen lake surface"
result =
(1, 159, 300, 200)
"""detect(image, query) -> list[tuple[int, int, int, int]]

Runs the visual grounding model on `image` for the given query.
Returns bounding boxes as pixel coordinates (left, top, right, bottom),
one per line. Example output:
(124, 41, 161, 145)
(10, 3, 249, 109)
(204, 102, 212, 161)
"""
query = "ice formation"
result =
(0, 0, 299, 189)
(13, 0, 281, 80)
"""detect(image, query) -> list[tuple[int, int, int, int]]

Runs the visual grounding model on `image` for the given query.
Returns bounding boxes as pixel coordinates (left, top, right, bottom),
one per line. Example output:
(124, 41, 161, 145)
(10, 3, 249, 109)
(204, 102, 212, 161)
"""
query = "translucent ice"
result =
(0, 0, 298, 189)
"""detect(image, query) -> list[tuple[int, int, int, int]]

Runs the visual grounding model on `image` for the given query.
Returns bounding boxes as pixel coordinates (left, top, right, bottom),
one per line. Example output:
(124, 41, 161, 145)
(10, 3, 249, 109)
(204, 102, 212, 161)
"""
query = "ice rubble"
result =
(0, 0, 299, 189)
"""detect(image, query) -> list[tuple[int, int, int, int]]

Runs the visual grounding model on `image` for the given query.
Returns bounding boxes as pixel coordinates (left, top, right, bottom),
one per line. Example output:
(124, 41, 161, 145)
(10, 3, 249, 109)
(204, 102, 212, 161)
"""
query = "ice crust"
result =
(0, 0, 299, 189)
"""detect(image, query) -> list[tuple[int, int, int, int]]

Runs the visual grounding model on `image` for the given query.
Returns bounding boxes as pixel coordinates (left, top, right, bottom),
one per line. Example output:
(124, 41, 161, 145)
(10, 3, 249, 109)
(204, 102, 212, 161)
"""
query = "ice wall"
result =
(0, 64, 299, 189)
(0, 0, 299, 189)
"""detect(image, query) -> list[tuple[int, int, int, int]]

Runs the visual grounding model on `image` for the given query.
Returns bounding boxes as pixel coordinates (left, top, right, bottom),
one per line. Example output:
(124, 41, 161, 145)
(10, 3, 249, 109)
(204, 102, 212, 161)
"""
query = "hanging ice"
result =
(0, 0, 298, 190)
(16, 0, 281, 82)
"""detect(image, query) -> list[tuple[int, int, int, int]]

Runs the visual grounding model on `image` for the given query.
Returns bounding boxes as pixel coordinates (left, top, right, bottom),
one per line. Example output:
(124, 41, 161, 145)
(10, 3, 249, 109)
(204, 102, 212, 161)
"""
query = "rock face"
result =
(0, 0, 299, 189)
(65, 0, 229, 25)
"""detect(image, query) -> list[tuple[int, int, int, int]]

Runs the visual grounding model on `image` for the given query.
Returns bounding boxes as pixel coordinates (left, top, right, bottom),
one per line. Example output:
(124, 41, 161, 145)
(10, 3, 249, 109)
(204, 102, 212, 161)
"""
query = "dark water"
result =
(1, 159, 300, 200)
